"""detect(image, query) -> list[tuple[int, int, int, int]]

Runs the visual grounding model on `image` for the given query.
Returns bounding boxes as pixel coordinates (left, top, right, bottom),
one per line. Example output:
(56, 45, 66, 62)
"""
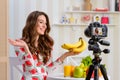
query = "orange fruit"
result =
(71, 65, 75, 77)
(98, 69, 102, 77)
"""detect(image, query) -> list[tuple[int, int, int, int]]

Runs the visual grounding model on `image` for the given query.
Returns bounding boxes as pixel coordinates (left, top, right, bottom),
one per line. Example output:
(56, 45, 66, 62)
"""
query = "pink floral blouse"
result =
(14, 47, 62, 80)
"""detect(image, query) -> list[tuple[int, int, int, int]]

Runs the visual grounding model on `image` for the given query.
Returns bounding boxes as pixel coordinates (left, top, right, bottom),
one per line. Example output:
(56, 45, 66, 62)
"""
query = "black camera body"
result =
(84, 22, 107, 38)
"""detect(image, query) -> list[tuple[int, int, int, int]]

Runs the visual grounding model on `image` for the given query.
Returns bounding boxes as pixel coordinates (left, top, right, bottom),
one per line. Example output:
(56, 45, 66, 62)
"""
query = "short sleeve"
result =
(14, 47, 34, 64)
(14, 47, 26, 61)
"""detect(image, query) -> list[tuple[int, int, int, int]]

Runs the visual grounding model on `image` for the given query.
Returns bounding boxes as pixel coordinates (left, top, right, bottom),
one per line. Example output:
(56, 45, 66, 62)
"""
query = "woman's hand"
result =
(8, 38, 31, 54)
(65, 51, 80, 57)
(59, 51, 78, 63)
(8, 38, 27, 48)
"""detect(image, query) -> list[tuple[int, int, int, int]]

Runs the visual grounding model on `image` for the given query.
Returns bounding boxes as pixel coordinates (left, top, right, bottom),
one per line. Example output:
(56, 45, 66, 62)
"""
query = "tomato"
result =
(91, 72, 94, 78)
(86, 69, 102, 78)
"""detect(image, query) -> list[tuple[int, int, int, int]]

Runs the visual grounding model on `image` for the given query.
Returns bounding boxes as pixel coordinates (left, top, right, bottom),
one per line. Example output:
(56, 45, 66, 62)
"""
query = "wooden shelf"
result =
(65, 11, 120, 14)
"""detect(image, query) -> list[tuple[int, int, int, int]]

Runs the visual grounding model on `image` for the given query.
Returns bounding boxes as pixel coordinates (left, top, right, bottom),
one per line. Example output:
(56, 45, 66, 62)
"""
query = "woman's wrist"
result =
(59, 51, 73, 63)
(65, 51, 74, 57)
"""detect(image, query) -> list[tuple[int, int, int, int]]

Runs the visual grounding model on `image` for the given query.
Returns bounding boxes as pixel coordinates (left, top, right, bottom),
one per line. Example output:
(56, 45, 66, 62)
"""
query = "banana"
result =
(61, 38, 82, 50)
(72, 38, 87, 53)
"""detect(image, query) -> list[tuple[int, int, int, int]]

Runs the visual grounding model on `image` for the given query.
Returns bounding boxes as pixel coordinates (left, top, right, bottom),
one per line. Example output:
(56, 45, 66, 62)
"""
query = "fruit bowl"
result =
(47, 73, 106, 80)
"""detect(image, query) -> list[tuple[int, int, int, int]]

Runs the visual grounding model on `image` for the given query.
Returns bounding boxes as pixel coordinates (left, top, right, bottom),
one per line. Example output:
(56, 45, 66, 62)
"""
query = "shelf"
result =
(65, 11, 120, 14)
(53, 23, 118, 26)
(55, 11, 119, 27)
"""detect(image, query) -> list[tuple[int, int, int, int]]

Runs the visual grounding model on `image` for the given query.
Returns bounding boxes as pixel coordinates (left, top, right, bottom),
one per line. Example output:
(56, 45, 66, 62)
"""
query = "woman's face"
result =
(36, 15, 47, 35)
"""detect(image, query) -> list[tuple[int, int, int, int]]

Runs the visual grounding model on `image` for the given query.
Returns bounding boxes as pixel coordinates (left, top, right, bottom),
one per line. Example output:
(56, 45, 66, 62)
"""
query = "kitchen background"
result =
(9, 0, 120, 80)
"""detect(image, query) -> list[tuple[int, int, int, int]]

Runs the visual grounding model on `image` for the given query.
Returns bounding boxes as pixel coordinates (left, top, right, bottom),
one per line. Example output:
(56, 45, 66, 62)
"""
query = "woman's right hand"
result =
(8, 38, 31, 54)
(8, 38, 27, 48)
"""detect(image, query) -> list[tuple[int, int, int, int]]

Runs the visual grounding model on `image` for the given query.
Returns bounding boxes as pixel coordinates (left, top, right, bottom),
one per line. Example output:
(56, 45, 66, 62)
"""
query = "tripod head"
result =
(88, 35, 110, 55)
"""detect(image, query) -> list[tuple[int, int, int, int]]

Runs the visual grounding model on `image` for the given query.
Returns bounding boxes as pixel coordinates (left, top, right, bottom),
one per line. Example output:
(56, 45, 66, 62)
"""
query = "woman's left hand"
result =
(59, 51, 79, 63)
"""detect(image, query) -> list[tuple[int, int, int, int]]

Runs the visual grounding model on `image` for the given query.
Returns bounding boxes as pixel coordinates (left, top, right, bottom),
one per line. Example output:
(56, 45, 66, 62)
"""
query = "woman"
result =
(9, 11, 76, 80)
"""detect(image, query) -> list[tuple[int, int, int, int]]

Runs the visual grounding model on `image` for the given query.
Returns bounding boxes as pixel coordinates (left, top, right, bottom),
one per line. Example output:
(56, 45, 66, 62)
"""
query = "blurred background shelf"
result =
(65, 11, 120, 14)
(53, 23, 119, 26)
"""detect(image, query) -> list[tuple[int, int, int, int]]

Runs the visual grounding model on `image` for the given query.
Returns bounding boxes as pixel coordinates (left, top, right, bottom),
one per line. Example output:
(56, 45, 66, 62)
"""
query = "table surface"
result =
(47, 73, 108, 80)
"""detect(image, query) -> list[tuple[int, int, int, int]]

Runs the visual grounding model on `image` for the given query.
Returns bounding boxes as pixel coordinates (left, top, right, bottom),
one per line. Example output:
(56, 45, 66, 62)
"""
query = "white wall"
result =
(9, 0, 120, 80)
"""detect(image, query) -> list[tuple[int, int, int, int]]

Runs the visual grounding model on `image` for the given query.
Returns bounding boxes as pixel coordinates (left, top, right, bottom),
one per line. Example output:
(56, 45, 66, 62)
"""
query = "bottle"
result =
(118, 0, 120, 11)
(83, 0, 92, 11)
(115, 0, 119, 11)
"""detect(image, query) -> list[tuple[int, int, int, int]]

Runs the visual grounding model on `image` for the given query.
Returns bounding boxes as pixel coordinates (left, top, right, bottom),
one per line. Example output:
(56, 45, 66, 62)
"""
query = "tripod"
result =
(85, 36, 110, 80)
(85, 53, 109, 80)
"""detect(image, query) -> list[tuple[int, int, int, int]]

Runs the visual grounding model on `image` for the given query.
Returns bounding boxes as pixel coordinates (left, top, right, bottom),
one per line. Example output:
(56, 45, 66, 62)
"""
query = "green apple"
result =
(73, 66, 84, 78)
(79, 63, 84, 68)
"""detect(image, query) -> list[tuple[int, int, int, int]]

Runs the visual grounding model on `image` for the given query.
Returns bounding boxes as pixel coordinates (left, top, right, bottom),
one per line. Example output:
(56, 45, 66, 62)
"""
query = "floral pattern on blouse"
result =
(14, 47, 62, 80)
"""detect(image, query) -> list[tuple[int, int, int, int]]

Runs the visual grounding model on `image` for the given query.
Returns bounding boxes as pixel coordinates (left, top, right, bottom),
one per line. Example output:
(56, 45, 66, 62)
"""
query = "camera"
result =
(84, 22, 107, 38)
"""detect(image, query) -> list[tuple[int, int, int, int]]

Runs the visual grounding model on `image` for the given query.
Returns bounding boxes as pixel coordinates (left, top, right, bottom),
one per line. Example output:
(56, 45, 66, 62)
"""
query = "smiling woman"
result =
(8, 11, 78, 80)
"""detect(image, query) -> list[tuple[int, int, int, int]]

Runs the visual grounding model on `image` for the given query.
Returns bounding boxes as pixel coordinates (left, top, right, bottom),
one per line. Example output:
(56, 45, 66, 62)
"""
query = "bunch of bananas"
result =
(61, 37, 87, 53)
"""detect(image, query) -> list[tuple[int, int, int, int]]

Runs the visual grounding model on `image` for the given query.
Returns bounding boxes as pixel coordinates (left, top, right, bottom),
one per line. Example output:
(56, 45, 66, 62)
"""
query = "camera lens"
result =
(84, 28, 91, 37)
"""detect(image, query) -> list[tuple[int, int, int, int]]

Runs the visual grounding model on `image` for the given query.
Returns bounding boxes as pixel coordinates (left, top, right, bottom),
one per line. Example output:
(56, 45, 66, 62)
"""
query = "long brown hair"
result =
(22, 11, 54, 64)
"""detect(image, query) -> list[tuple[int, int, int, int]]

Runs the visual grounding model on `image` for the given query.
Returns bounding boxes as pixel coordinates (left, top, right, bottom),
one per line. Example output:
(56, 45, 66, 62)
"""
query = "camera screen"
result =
(92, 27, 102, 36)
